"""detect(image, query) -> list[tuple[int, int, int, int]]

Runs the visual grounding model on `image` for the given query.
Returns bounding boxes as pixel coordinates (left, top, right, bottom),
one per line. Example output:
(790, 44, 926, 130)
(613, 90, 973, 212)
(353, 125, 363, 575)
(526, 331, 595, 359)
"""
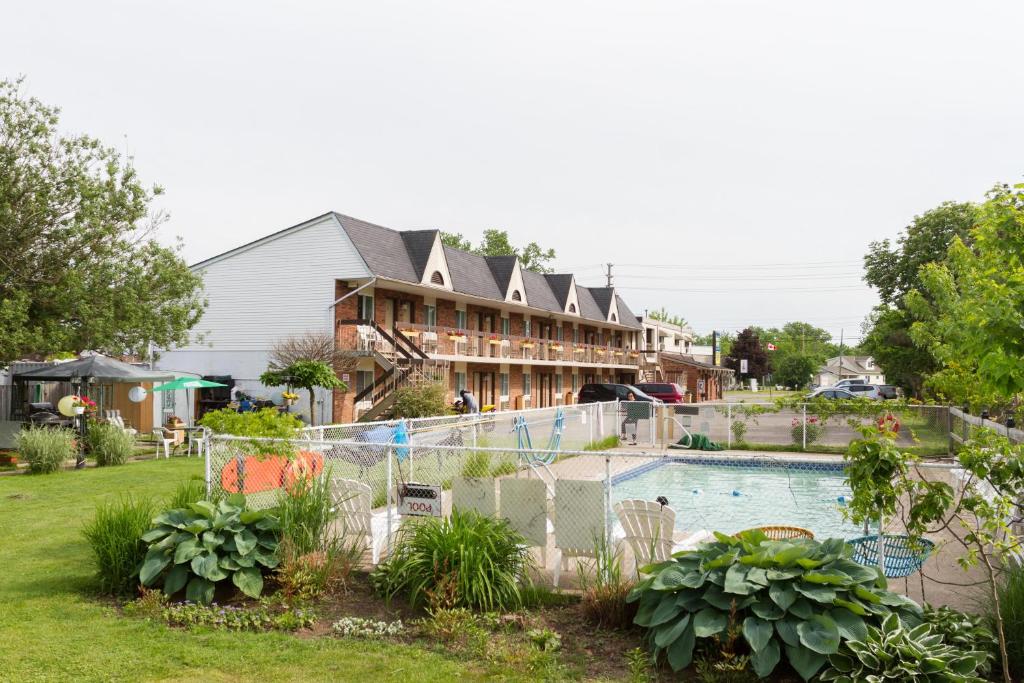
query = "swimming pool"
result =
(612, 457, 861, 539)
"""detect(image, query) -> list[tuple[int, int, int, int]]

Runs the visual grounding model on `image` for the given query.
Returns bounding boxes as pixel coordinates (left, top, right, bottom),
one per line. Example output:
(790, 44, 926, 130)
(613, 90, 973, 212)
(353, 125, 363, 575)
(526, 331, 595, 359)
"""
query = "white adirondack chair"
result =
(330, 477, 400, 565)
(614, 499, 711, 575)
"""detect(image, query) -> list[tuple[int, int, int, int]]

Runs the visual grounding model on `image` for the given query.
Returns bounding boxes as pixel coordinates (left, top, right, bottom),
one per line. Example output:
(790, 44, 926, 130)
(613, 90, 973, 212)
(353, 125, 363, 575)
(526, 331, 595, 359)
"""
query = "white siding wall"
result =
(155, 214, 370, 425)
(178, 214, 370, 352)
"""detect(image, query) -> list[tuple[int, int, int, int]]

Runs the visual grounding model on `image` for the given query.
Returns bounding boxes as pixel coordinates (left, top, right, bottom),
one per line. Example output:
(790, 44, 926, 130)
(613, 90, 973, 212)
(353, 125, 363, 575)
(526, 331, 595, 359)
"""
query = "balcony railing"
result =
(391, 322, 641, 367)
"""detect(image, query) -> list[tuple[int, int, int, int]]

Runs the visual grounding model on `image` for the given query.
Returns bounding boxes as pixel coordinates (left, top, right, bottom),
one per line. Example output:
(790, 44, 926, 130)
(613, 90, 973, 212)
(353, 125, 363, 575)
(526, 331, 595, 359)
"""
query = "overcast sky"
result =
(6, 1, 1023, 342)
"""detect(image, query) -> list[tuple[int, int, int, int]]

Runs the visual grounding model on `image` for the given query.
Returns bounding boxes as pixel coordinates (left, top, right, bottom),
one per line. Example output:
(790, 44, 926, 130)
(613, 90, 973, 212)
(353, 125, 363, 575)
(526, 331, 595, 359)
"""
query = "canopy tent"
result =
(12, 355, 174, 384)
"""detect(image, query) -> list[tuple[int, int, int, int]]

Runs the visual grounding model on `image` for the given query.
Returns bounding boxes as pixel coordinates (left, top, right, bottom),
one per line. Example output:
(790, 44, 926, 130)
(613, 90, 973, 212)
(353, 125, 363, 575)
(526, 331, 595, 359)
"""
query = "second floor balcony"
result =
(346, 320, 641, 368)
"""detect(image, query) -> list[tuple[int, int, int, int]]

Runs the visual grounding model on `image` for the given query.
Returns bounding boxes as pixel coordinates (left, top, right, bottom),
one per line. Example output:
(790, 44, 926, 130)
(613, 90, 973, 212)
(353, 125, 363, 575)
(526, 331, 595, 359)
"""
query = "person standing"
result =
(459, 389, 479, 414)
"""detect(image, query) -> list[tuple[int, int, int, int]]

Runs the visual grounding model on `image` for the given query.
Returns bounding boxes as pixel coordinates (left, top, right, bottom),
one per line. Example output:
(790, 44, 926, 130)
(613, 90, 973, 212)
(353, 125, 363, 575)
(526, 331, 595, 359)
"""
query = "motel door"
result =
(536, 373, 552, 408)
(474, 371, 495, 407)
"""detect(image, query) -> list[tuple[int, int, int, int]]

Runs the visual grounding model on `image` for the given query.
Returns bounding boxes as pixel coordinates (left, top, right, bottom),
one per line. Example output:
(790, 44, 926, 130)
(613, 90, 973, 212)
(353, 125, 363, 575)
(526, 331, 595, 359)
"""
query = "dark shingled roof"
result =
(336, 214, 419, 282)
(485, 256, 518, 295)
(545, 274, 574, 310)
(332, 211, 639, 328)
(443, 246, 505, 300)
(587, 287, 615, 318)
(401, 230, 438, 281)
(576, 287, 604, 321)
(614, 295, 643, 329)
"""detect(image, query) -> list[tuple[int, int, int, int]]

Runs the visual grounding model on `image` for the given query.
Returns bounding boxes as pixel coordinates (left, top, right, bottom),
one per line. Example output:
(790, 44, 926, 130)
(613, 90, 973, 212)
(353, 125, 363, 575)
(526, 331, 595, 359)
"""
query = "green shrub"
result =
(161, 600, 316, 631)
(992, 562, 1024, 680)
(578, 536, 636, 629)
(86, 422, 135, 466)
(17, 426, 75, 474)
(275, 473, 360, 599)
(139, 494, 280, 604)
(198, 407, 302, 456)
(372, 508, 532, 611)
(790, 417, 824, 447)
(628, 531, 922, 681)
(390, 382, 450, 418)
(461, 451, 491, 478)
(820, 613, 988, 682)
(583, 435, 621, 451)
(82, 495, 156, 595)
(166, 478, 208, 509)
(922, 605, 997, 677)
(730, 420, 747, 444)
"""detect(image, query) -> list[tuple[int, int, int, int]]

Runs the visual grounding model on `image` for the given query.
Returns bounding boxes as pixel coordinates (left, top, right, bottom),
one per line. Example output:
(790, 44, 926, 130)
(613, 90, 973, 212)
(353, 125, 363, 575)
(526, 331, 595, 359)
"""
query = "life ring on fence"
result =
(219, 450, 324, 494)
(877, 413, 900, 434)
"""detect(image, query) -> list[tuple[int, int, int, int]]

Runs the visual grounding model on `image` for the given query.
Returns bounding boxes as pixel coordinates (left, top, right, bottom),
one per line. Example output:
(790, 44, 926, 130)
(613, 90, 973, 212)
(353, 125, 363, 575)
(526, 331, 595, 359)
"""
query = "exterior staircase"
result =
(337, 318, 450, 422)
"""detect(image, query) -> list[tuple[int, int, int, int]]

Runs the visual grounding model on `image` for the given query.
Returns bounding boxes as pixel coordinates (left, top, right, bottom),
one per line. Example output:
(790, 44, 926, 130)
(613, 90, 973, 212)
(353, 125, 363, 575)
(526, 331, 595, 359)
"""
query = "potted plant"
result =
(73, 395, 96, 415)
(281, 391, 299, 407)
(549, 342, 563, 352)
(488, 334, 503, 345)
(448, 330, 466, 342)
(521, 340, 535, 349)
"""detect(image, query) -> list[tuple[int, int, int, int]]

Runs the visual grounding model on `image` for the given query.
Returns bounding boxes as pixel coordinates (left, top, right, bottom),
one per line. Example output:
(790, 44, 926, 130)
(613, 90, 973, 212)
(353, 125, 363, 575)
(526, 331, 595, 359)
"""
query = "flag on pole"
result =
(767, 343, 777, 351)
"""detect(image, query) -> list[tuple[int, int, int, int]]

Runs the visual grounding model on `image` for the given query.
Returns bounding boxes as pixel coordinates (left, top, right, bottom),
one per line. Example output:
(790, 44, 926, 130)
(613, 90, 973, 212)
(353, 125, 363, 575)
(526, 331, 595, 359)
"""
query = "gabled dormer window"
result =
(568, 303, 576, 313)
(511, 290, 522, 301)
(430, 271, 445, 286)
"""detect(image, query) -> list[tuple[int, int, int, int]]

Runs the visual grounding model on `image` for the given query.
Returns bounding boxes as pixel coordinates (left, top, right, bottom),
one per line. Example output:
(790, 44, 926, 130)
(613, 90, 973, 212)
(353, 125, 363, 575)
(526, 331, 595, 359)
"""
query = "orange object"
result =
(219, 450, 324, 494)
(878, 413, 901, 434)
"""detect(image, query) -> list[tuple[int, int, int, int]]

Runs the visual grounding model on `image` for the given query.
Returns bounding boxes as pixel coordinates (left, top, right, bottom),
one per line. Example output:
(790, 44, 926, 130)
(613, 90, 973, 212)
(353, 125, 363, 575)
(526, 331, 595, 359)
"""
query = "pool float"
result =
(220, 449, 324, 494)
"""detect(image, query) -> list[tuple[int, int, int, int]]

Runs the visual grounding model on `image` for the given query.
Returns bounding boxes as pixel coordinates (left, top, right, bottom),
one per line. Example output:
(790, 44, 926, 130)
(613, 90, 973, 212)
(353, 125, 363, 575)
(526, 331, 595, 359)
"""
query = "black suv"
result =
(577, 383, 658, 404)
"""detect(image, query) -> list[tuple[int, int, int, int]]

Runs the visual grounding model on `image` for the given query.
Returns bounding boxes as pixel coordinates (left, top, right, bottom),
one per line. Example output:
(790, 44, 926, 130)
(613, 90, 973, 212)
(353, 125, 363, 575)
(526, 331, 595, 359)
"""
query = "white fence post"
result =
(727, 403, 732, 449)
(802, 404, 807, 450)
(204, 438, 212, 499)
(604, 454, 612, 549)
(386, 446, 394, 557)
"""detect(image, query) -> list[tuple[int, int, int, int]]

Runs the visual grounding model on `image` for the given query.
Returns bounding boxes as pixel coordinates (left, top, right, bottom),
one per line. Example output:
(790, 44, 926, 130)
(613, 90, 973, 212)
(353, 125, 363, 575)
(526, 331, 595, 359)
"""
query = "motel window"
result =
(455, 309, 467, 330)
(500, 372, 509, 397)
(523, 371, 531, 396)
(523, 319, 531, 337)
(424, 305, 437, 329)
(573, 328, 579, 343)
(555, 374, 563, 394)
(455, 372, 467, 393)
(357, 295, 374, 321)
(355, 370, 375, 394)
(572, 374, 578, 393)
(556, 325, 564, 341)
(501, 317, 510, 336)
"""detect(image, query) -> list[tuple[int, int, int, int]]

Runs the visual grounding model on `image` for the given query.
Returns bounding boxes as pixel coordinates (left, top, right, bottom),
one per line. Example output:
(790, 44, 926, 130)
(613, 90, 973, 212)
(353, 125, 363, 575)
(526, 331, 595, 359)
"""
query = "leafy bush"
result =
(730, 420, 747, 444)
(372, 508, 532, 611)
(162, 600, 316, 631)
(583, 435, 621, 451)
(628, 531, 922, 681)
(198, 407, 302, 438)
(332, 616, 404, 638)
(820, 613, 988, 682)
(790, 417, 823, 447)
(82, 495, 156, 595)
(991, 562, 1024, 680)
(166, 478, 208, 509)
(922, 605, 997, 677)
(139, 494, 280, 604)
(86, 422, 135, 466)
(277, 474, 334, 556)
(17, 426, 75, 474)
(461, 451, 492, 478)
(390, 382, 450, 418)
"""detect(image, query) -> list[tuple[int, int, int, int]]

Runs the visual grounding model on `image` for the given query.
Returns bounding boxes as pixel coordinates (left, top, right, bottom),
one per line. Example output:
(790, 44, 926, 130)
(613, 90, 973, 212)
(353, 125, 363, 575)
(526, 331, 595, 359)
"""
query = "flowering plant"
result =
(281, 391, 299, 401)
(73, 396, 97, 412)
(790, 416, 823, 446)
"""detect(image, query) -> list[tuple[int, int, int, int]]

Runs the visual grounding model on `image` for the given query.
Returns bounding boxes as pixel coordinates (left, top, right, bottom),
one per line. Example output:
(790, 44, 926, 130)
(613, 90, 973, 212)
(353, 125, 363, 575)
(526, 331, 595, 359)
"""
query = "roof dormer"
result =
(409, 231, 453, 291)
(486, 255, 528, 306)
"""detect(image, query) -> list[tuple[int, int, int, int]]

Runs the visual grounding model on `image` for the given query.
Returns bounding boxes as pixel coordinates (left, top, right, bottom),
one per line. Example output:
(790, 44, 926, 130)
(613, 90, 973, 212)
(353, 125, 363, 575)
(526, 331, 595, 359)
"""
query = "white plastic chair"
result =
(109, 413, 137, 438)
(552, 479, 605, 587)
(330, 477, 400, 565)
(151, 428, 175, 459)
(187, 427, 208, 458)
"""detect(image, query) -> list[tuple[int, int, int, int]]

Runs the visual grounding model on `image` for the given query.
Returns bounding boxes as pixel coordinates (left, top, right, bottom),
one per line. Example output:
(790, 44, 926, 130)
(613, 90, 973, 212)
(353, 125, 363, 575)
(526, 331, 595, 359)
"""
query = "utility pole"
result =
(604, 263, 614, 287)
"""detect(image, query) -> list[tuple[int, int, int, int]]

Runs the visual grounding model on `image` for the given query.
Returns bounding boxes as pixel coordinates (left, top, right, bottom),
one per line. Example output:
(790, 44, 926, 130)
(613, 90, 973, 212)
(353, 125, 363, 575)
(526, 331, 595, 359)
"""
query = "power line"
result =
(614, 285, 866, 293)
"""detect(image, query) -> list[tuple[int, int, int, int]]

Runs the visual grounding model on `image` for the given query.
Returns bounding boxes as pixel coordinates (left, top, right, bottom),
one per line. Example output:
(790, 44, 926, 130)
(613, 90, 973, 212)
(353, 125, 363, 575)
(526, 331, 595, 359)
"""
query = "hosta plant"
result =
(139, 494, 280, 604)
(922, 605, 997, 677)
(820, 613, 988, 682)
(628, 530, 922, 681)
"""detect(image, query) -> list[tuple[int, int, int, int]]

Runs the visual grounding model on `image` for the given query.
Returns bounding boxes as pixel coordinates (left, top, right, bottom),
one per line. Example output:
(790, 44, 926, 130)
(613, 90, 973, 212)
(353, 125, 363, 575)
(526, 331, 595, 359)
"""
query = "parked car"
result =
(834, 379, 867, 388)
(843, 384, 882, 400)
(633, 382, 685, 404)
(806, 388, 857, 400)
(877, 384, 900, 400)
(577, 383, 660, 404)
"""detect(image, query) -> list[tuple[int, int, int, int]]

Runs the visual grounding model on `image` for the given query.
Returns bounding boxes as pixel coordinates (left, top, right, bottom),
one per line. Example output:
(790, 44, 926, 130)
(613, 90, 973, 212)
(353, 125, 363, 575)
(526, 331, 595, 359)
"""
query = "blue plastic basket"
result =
(847, 534, 934, 578)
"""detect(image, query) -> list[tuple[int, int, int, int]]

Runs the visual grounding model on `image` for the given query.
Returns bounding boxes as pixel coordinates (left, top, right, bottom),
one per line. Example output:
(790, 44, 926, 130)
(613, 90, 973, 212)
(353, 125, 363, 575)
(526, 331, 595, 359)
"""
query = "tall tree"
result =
(260, 360, 345, 427)
(0, 77, 205, 364)
(724, 327, 771, 382)
(908, 183, 1024, 411)
(775, 354, 817, 390)
(859, 201, 977, 396)
(439, 228, 557, 273)
(648, 307, 689, 328)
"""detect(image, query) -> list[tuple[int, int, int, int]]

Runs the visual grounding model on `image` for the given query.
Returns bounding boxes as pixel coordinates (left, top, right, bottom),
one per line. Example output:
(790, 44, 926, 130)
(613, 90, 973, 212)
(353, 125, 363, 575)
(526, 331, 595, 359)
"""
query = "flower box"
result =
(488, 338, 504, 345)
(573, 348, 586, 354)
(448, 333, 466, 341)
(549, 344, 564, 351)
(521, 342, 535, 349)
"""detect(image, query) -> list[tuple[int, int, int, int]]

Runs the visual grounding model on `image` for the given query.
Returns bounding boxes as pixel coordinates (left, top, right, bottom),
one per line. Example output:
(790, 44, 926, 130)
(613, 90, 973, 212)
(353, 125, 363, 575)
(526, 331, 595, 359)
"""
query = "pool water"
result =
(612, 459, 861, 539)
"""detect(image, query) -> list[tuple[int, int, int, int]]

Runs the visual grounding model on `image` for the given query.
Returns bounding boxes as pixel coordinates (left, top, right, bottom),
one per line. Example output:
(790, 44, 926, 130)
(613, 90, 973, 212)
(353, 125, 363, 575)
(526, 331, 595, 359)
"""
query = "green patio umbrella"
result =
(152, 377, 227, 427)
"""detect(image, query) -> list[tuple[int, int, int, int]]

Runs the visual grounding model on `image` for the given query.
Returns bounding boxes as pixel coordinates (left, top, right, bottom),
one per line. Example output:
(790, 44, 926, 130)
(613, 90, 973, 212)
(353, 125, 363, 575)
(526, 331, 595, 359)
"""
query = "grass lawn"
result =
(723, 389, 801, 402)
(0, 459, 489, 682)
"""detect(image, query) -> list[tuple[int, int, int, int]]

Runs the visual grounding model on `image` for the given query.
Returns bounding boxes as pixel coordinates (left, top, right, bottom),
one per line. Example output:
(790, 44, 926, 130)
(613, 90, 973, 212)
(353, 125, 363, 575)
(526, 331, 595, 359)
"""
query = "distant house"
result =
(815, 356, 885, 387)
